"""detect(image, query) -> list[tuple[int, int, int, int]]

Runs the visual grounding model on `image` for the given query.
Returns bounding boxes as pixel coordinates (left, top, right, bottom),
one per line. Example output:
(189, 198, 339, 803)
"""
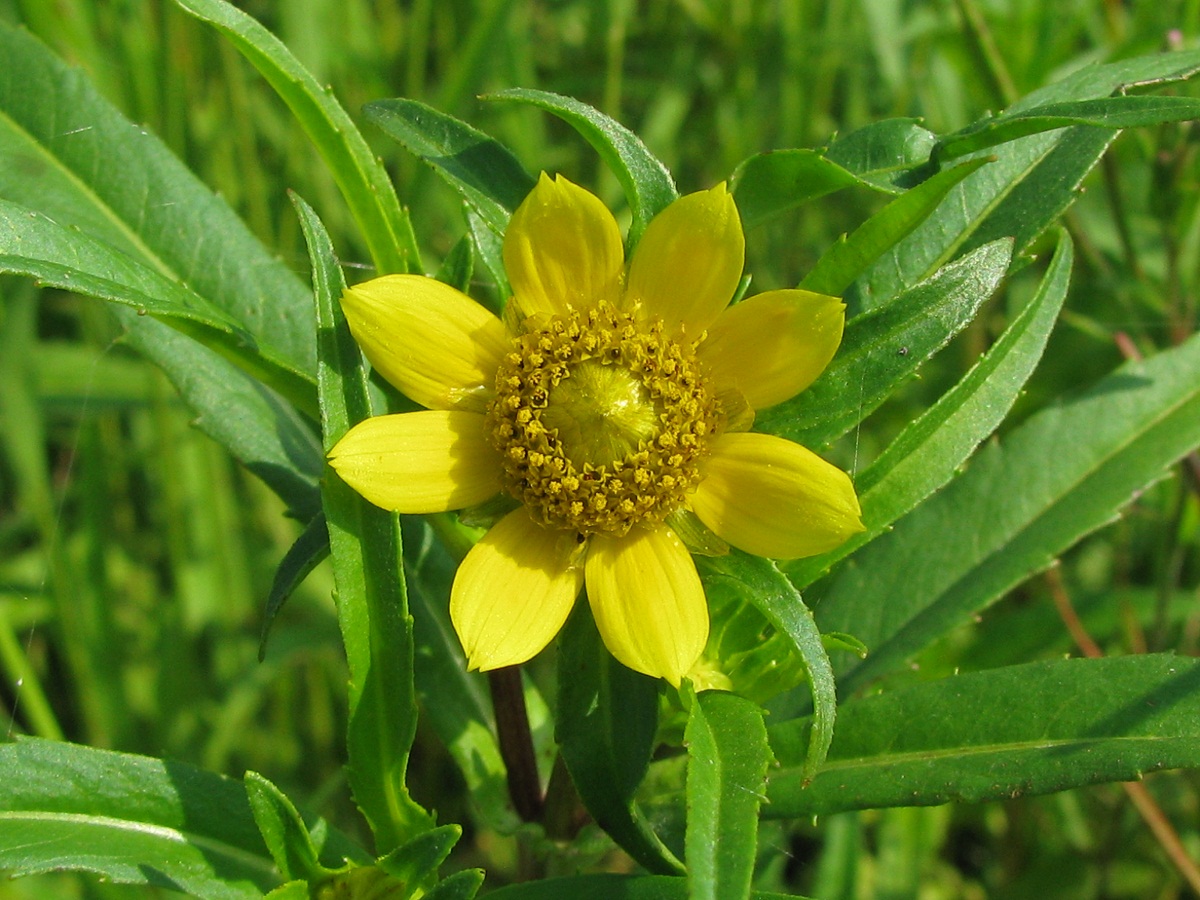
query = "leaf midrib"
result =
(0, 809, 278, 878)
(0, 107, 178, 284)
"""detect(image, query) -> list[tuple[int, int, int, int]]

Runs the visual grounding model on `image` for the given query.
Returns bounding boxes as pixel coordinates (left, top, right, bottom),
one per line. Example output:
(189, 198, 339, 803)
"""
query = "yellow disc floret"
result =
(486, 302, 721, 536)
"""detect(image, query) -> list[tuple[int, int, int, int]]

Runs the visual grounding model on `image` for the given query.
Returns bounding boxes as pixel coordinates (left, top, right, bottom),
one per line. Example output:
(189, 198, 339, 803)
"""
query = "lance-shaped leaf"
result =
(364, 99, 536, 237)
(800, 157, 993, 298)
(244, 773, 324, 884)
(0, 20, 323, 516)
(0, 738, 280, 899)
(937, 95, 1200, 160)
(301, 194, 433, 851)
(857, 47, 1200, 307)
(172, 0, 420, 276)
(730, 149, 891, 230)
(697, 552, 835, 784)
(767, 655, 1200, 817)
(486, 88, 678, 247)
(557, 605, 684, 876)
(824, 118, 940, 189)
(0, 200, 317, 419)
(684, 692, 772, 900)
(785, 231, 1072, 590)
(819, 328, 1200, 696)
(485, 875, 806, 900)
(757, 239, 1012, 449)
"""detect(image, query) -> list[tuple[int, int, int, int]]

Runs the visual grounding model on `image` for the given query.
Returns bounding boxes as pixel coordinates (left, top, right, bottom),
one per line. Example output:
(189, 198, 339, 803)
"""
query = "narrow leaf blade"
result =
(172, 0, 419, 275)
(364, 98, 535, 236)
(0, 739, 278, 899)
(758, 239, 1013, 448)
(767, 656, 1200, 817)
(697, 552, 835, 783)
(486, 88, 678, 246)
(819, 329, 1200, 696)
(301, 193, 432, 851)
(786, 231, 1072, 589)
(684, 692, 771, 900)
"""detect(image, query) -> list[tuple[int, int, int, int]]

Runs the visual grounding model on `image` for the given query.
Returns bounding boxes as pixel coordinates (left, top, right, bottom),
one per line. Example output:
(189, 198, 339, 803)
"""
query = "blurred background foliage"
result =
(0, 0, 1197, 896)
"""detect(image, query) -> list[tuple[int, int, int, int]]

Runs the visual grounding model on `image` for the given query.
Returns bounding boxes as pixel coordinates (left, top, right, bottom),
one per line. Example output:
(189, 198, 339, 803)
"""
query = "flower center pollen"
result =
(486, 302, 721, 536)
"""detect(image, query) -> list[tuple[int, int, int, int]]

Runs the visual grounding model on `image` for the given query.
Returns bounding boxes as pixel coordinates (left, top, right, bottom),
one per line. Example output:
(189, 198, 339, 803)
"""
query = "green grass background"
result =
(0, 0, 1198, 896)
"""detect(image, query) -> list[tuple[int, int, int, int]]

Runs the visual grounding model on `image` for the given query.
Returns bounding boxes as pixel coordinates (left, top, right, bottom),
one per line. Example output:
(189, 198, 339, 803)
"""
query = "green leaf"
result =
(937, 95, 1200, 160)
(260, 512, 331, 660)
(823, 118, 939, 189)
(0, 21, 315, 371)
(684, 692, 771, 900)
(115, 313, 324, 521)
(786, 231, 1072, 590)
(486, 88, 678, 247)
(730, 149, 889, 230)
(819, 328, 1200, 697)
(423, 868, 485, 900)
(800, 157, 993, 297)
(0, 193, 315, 425)
(172, 0, 419, 276)
(857, 48, 1200, 307)
(767, 655, 1200, 817)
(757, 239, 1013, 449)
(0, 738, 278, 898)
(364, 98, 535, 237)
(697, 553, 834, 784)
(244, 772, 324, 883)
(0, 20, 324, 514)
(376, 824, 462, 889)
(485, 875, 808, 900)
(301, 193, 433, 851)
(557, 604, 684, 876)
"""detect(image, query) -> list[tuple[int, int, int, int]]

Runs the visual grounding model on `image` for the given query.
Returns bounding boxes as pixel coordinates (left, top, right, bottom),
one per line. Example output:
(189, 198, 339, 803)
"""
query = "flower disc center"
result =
(541, 360, 661, 469)
(486, 303, 721, 536)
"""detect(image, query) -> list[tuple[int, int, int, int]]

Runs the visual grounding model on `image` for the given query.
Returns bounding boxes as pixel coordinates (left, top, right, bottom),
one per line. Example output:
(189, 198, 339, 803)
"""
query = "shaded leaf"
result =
(557, 605, 684, 875)
(0, 738, 278, 899)
(260, 512, 331, 659)
(730, 150, 887, 230)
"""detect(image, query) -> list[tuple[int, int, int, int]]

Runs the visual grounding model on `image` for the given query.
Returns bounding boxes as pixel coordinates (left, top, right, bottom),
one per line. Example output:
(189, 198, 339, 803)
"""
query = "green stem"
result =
(0, 605, 64, 740)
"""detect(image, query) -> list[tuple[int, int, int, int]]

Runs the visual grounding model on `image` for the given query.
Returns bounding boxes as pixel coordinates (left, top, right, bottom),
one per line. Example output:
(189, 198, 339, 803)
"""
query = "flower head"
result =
(328, 173, 863, 686)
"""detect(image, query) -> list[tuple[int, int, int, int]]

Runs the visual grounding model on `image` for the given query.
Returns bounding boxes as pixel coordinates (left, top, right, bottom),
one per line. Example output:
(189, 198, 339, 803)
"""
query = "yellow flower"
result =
(328, 173, 863, 686)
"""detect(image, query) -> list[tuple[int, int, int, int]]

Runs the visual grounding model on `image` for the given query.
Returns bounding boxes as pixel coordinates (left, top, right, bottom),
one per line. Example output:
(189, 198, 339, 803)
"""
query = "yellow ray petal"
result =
(328, 410, 500, 513)
(699, 289, 845, 411)
(691, 433, 864, 560)
(585, 525, 708, 686)
(503, 173, 624, 320)
(624, 183, 744, 337)
(450, 507, 585, 670)
(341, 274, 508, 412)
